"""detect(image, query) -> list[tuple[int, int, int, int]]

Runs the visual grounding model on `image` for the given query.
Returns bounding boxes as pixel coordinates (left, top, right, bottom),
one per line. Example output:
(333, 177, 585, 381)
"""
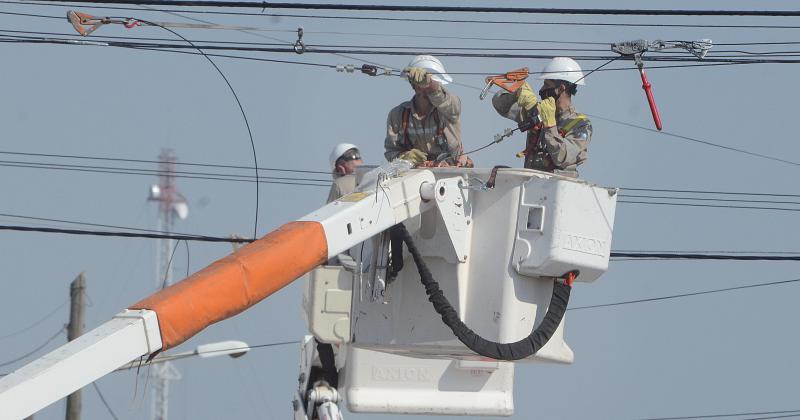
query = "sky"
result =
(1, 0, 800, 419)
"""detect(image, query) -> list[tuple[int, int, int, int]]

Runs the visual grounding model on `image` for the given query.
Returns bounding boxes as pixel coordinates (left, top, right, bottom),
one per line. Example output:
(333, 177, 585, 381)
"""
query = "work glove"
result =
(515, 82, 538, 112)
(405, 67, 430, 85)
(398, 148, 427, 166)
(538, 97, 557, 128)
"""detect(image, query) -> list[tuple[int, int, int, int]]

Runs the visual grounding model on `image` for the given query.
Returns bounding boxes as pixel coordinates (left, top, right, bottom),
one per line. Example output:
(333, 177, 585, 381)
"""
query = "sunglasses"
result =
(337, 151, 362, 164)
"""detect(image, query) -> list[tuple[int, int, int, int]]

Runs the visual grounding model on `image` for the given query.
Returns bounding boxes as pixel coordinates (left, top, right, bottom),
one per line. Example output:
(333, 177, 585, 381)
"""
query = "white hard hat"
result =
(329, 143, 360, 169)
(405, 55, 453, 85)
(536, 57, 586, 85)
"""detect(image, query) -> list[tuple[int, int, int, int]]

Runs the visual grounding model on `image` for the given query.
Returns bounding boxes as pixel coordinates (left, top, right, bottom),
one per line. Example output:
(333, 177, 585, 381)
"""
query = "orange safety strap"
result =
(401, 107, 444, 151)
(129, 221, 328, 351)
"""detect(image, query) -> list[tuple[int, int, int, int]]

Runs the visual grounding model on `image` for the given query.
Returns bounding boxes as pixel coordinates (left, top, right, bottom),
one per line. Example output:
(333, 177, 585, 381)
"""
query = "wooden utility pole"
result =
(65, 273, 85, 420)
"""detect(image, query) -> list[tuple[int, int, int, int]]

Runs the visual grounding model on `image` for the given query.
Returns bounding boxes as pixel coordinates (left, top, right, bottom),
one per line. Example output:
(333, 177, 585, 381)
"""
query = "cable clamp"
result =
(293, 27, 305, 54)
(336, 64, 355, 73)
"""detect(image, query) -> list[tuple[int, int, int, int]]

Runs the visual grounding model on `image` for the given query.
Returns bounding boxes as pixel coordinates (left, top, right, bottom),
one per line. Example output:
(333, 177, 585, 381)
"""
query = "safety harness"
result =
(401, 107, 446, 153)
(520, 113, 588, 170)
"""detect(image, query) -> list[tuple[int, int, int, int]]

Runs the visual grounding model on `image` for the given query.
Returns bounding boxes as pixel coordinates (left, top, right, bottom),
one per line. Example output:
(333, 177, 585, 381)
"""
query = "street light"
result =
(115, 340, 250, 371)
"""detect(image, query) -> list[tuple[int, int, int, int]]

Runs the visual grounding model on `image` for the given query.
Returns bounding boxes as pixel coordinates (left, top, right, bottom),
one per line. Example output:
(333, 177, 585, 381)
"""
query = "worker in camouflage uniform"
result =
(385, 55, 470, 168)
(492, 57, 592, 178)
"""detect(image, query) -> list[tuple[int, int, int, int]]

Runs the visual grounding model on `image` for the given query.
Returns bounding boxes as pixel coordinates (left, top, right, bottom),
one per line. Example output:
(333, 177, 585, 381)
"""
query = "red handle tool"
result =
(637, 64, 662, 131)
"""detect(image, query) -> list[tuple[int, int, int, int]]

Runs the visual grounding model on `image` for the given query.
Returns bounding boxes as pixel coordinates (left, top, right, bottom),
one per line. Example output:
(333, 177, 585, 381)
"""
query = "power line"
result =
(91, 382, 120, 420)
(25, 1, 800, 17)
(6, 4, 800, 30)
(591, 114, 800, 168)
(619, 187, 800, 199)
(0, 150, 330, 174)
(618, 200, 800, 213)
(5, 223, 800, 263)
(610, 253, 800, 261)
(637, 409, 800, 420)
(0, 299, 69, 340)
(0, 224, 254, 242)
(0, 326, 66, 368)
(5, 32, 800, 64)
(0, 161, 331, 187)
(619, 194, 800, 206)
(568, 278, 800, 311)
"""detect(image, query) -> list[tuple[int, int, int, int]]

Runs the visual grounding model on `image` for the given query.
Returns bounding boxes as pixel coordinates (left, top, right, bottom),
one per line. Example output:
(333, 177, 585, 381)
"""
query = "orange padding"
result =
(130, 221, 327, 351)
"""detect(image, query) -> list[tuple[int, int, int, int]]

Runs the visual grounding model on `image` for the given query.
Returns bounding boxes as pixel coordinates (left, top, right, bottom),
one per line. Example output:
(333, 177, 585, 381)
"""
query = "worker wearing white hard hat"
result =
(384, 55, 470, 168)
(492, 57, 592, 178)
(327, 143, 363, 203)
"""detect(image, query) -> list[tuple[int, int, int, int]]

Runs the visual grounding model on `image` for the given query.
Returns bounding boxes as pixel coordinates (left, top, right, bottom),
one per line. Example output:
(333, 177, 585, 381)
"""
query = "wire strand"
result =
(569, 278, 800, 311)
(0, 326, 66, 368)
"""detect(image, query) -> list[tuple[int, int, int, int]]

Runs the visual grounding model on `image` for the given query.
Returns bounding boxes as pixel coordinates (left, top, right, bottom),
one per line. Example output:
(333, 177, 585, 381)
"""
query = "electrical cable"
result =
(637, 409, 800, 420)
(91, 382, 121, 420)
(618, 200, 800, 213)
(0, 161, 332, 187)
(5, 223, 800, 262)
(590, 114, 800, 168)
(6, 4, 800, 30)
(0, 224, 254, 242)
(0, 299, 69, 340)
(127, 16, 261, 239)
(610, 253, 800, 261)
(24, 1, 800, 17)
(619, 194, 800, 206)
(619, 187, 800, 198)
(0, 326, 66, 368)
(568, 278, 800, 311)
(0, 158, 331, 182)
(0, 150, 330, 174)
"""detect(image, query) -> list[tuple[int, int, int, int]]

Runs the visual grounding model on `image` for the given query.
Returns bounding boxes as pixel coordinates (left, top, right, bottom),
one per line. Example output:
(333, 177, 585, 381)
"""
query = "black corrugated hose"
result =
(396, 223, 575, 361)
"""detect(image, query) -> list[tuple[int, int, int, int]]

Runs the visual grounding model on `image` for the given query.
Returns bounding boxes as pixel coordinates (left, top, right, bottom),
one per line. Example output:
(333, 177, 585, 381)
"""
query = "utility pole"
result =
(147, 149, 187, 420)
(65, 273, 85, 420)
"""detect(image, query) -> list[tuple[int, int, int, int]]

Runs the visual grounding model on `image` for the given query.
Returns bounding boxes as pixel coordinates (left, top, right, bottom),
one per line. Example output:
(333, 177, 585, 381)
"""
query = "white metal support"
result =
(0, 310, 162, 420)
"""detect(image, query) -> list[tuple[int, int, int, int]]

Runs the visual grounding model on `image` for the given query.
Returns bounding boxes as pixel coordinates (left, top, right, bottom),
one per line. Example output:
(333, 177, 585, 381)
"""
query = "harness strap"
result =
(401, 106, 445, 152)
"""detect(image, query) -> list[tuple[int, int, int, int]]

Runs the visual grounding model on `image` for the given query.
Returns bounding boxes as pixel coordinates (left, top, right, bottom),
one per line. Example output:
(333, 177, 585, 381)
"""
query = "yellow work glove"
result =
(398, 148, 427, 166)
(538, 97, 557, 128)
(405, 67, 430, 85)
(515, 82, 538, 112)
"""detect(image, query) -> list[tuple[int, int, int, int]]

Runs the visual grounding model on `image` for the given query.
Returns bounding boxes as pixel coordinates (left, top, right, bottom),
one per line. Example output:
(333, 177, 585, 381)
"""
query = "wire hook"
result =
(293, 27, 305, 54)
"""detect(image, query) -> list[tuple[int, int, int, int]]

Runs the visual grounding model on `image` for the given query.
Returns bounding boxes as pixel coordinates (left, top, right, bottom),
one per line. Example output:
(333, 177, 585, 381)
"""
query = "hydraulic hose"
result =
(395, 223, 573, 361)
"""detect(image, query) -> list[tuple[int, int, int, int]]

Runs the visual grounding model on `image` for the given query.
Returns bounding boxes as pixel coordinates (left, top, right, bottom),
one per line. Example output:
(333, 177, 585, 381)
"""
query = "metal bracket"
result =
(433, 177, 471, 263)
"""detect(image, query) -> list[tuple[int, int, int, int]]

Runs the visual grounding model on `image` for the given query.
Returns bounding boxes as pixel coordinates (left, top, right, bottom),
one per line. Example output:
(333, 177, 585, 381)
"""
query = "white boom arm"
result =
(0, 167, 436, 419)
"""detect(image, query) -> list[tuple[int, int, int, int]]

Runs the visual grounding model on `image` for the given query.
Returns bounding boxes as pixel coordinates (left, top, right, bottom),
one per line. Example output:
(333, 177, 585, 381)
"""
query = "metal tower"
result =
(147, 149, 188, 420)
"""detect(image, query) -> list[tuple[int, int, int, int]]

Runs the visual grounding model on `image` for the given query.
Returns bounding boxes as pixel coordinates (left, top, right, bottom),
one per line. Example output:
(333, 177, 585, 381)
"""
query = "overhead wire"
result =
(92, 382, 121, 420)
(127, 16, 262, 239)
(21, 1, 800, 17)
(568, 277, 800, 311)
(5, 3, 800, 30)
(4, 223, 800, 262)
(0, 325, 66, 368)
(636, 408, 800, 420)
(0, 299, 69, 340)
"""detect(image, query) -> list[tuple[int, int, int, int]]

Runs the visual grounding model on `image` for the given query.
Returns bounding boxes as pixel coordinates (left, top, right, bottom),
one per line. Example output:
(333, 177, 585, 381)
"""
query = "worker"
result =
(327, 143, 363, 203)
(492, 57, 592, 177)
(385, 55, 470, 168)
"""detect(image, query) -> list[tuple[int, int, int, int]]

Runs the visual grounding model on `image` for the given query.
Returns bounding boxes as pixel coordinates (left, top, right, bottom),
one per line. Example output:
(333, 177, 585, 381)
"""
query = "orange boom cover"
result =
(130, 221, 327, 350)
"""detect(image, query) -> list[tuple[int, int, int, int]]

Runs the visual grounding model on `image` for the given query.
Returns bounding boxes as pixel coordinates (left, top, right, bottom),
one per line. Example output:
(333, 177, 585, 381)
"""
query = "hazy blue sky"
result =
(2, 1, 799, 419)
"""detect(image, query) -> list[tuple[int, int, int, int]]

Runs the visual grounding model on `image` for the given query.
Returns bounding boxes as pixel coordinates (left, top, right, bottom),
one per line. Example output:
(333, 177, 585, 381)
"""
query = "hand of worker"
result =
(398, 148, 427, 166)
(538, 97, 557, 128)
(515, 82, 538, 112)
(405, 67, 431, 86)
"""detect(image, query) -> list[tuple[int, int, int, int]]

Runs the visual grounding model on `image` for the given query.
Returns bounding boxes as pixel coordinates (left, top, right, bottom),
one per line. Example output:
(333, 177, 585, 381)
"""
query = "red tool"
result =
(479, 67, 529, 100)
(636, 57, 662, 131)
